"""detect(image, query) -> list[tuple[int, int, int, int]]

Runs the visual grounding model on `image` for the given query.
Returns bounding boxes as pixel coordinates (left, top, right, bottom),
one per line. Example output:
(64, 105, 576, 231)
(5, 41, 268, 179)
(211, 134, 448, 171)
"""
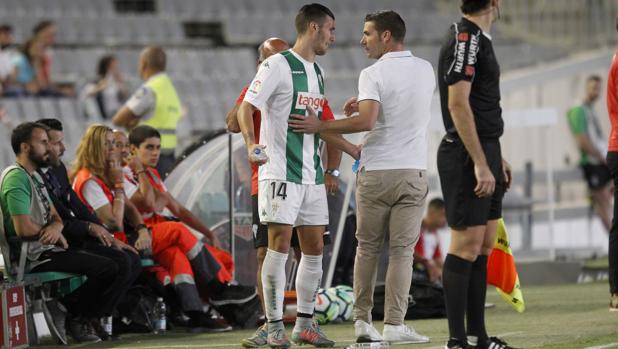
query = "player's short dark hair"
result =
(11, 122, 49, 155)
(129, 125, 161, 147)
(0, 25, 12, 34)
(461, 0, 491, 15)
(428, 198, 445, 210)
(364, 10, 406, 43)
(295, 3, 335, 35)
(97, 55, 116, 78)
(587, 75, 602, 83)
(33, 20, 55, 35)
(36, 118, 63, 131)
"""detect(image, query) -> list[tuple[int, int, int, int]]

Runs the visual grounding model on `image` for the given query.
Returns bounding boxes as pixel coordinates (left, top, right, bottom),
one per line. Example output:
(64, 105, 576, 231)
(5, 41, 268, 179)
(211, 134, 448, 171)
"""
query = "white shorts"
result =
(258, 180, 329, 227)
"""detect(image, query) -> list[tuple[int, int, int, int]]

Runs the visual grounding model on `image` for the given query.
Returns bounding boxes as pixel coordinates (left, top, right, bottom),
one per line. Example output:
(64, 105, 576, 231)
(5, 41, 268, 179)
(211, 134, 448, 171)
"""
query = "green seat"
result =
(141, 258, 156, 267)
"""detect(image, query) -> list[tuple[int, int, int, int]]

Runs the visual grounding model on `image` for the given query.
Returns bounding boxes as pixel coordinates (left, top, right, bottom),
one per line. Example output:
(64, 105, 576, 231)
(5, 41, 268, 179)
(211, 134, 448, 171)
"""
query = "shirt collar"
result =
(378, 50, 413, 61)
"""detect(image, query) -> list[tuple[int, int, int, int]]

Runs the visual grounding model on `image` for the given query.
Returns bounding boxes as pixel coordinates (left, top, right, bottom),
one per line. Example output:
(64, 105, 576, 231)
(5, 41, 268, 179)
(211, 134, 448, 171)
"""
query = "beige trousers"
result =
(353, 168, 428, 325)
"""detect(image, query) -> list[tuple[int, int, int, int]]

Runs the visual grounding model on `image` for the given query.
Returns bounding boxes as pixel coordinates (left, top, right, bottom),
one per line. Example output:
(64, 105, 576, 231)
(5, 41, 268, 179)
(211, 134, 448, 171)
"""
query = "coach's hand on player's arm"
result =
(289, 106, 322, 134)
(474, 162, 496, 198)
(343, 97, 359, 117)
(502, 158, 512, 192)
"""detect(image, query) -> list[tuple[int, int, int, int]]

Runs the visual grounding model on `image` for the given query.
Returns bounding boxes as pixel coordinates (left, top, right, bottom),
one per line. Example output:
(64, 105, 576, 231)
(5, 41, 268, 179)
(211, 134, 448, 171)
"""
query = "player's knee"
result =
(301, 240, 324, 255)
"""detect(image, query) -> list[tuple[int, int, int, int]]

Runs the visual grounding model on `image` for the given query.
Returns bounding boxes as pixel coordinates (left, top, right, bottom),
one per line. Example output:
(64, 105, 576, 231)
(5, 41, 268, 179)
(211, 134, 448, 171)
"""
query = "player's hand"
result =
(127, 152, 144, 174)
(474, 163, 495, 198)
(427, 261, 441, 283)
(289, 106, 322, 134)
(248, 144, 268, 165)
(502, 158, 512, 192)
(325, 173, 339, 194)
(350, 144, 362, 160)
(343, 97, 359, 117)
(108, 159, 124, 187)
(39, 222, 66, 247)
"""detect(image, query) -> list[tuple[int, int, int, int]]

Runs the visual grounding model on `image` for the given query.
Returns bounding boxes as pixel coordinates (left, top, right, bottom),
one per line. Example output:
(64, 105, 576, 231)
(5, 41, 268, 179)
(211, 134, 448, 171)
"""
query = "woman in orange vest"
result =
(71, 125, 255, 332)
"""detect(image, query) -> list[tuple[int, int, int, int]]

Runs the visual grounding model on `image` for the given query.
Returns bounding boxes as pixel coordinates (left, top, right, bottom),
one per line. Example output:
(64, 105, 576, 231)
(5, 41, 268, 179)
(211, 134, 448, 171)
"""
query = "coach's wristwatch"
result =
(325, 169, 340, 177)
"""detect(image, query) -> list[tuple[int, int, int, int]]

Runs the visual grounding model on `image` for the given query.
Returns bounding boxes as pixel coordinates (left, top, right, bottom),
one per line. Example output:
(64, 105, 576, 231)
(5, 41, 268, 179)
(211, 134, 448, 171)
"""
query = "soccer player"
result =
(437, 1, 517, 348)
(226, 37, 343, 348)
(237, 4, 357, 349)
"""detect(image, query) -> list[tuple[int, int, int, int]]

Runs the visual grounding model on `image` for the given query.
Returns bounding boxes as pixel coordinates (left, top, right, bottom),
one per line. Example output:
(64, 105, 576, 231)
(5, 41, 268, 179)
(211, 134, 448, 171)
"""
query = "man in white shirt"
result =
(289, 10, 434, 345)
(0, 25, 16, 93)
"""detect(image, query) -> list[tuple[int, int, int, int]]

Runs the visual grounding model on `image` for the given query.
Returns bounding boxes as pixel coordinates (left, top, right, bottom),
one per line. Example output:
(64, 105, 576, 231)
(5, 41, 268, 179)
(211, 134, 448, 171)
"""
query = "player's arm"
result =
(113, 87, 153, 129)
(238, 101, 258, 148)
(128, 171, 156, 212)
(319, 133, 360, 160)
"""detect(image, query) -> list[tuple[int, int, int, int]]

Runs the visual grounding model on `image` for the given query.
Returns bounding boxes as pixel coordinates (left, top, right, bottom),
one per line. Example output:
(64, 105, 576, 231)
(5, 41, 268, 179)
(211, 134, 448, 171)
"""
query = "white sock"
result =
(295, 253, 323, 316)
(261, 249, 288, 322)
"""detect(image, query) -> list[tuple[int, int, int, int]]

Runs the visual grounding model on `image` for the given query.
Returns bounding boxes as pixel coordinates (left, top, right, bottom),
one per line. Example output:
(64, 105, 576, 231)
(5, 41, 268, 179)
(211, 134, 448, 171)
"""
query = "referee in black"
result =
(437, 1, 518, 349)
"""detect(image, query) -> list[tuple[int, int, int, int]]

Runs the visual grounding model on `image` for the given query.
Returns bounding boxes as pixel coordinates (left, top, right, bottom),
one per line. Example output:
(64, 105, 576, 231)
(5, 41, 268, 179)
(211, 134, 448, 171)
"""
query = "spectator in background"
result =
(80, 55, 129, 120)
(10, 38, 47, 96)
(0, 25, 16, 94)
(414, 198, 447, 284)
(32, 20, 57, 87)
(567, 75, 613, 233)
(112, 46, 182, 179)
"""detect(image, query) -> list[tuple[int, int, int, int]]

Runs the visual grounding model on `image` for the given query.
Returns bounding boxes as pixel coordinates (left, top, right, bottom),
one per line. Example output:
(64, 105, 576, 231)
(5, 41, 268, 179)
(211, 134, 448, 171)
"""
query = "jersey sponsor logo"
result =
(458, 32, 469, 41)
(453, 30, 479, 74)
(292, 70, 304, 74)
(249, 80, 262, 94)
(295, 92, 325, 112)
(467, 32, 480, 65)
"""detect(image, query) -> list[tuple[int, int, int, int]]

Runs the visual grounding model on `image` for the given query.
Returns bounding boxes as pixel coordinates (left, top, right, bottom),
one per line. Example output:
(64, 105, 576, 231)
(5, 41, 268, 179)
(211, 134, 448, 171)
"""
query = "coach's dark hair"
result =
(587, 75, 602, 83)
(36, 118, 63, 132)
(428, 198, 445, 210)
(365, 10, 406, 43)
(295, 3, 335, 35)
(0, 25, 12, 34)
(97, 55, 116, 78)
(33, 20, 55, 35)
(11, 122, 50, 155)
(129, 125, 161, 146)
(460, 0, 491, 15)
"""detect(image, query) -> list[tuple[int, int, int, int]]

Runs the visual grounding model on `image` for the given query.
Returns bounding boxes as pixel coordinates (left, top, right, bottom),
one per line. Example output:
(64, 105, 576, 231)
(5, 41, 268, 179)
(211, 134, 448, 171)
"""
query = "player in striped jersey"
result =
(237, 4, 358, 349)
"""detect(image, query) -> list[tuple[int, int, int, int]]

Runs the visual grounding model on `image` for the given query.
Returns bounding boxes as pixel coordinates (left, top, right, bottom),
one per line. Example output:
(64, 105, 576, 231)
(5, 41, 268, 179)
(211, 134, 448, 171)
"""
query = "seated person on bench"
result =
(0, 122, 118, 343)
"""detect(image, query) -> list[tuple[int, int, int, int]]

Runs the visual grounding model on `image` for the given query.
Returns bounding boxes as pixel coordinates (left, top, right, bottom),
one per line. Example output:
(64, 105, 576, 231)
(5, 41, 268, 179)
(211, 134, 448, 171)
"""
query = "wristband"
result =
(135, 223, 148, 232)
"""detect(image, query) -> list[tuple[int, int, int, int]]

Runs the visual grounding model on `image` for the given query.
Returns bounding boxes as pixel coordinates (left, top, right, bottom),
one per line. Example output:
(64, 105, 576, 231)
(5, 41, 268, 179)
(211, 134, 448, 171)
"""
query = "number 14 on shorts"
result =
(271, 182, 288, 200)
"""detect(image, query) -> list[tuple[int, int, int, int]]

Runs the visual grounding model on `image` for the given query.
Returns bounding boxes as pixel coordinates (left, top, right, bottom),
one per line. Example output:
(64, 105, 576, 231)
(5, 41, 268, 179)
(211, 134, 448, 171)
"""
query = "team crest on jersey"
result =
(295, 92, 325, 112)
(249, 80, 262, 94)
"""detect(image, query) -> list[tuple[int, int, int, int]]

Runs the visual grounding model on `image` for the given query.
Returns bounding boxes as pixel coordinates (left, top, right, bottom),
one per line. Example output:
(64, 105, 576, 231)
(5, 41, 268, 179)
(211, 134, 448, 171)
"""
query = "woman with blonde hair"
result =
(72, 125, 255, 332)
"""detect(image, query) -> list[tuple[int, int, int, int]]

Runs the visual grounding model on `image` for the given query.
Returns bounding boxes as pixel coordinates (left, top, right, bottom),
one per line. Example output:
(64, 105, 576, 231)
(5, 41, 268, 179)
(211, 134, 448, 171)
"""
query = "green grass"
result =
(38, 282, 618, 349)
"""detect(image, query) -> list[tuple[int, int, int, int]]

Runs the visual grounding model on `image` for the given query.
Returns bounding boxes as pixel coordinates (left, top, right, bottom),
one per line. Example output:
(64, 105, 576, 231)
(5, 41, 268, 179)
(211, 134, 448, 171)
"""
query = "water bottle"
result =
(253, 147, 268, 162)
(101, 316, 112, 338)
(343, 342, 389, 349)
(352, 159, 360, 173)
(152, 297, 166, 334)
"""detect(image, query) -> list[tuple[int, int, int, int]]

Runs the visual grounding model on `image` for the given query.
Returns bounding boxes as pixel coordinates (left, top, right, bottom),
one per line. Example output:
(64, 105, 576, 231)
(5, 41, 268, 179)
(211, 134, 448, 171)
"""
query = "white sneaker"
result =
(354, 320, 383, 343)
(382, 324, 430, 345)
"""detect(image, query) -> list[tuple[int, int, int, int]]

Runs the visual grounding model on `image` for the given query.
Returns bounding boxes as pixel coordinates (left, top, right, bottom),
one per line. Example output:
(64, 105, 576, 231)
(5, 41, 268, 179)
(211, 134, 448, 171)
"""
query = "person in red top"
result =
(413, 198, 447, 284)
(605, 30, 618, 310)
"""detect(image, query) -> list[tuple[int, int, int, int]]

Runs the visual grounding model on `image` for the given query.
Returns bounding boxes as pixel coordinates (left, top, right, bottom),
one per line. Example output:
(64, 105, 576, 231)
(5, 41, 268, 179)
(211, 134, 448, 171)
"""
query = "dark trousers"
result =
(31, 248, 119, 318)
(606, 152, 618, 294)
(81, 241, 143, 315)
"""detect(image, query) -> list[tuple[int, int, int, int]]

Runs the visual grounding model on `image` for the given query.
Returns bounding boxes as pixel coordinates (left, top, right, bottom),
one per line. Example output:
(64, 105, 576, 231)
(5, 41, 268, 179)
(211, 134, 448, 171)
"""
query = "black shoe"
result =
(447, 338, 472, 349)
(209, 284, 257, 306)
(67, 316, 102, 343)
(475, 337, 519, 349)
(187, 312, 233, 333)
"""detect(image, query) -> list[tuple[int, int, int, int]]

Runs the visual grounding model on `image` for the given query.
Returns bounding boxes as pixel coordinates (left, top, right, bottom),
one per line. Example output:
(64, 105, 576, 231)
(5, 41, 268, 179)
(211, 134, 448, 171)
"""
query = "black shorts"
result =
(437, 136, 505, 229)
(251, 195, 331, 249)
(581, 164, 612, 190)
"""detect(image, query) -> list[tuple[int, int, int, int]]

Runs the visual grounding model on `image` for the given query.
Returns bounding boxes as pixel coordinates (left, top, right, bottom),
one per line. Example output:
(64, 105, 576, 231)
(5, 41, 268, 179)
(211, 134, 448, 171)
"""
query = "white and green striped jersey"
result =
(244, 49, 326, 185)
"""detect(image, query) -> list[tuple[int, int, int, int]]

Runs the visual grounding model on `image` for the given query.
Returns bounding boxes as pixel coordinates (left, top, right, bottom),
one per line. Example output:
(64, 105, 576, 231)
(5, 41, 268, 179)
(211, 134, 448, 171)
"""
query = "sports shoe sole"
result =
(384, 338, 430, 345)
(356, 337, 384, 343)
(267, 342, 291, 349)
(241, 338, 268, 348)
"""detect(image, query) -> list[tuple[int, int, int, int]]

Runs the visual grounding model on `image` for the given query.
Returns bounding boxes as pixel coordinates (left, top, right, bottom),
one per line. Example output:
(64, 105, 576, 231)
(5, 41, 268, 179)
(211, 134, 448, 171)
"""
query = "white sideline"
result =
(585, 343, 618, 349)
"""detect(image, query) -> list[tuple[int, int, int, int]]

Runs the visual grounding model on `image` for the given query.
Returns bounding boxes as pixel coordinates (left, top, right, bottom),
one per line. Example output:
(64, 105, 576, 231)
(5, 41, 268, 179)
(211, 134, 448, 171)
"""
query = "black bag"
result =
(371, 280, 446, 320)
(113, 285, 158, 333)
(213, 295, 262, 329)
